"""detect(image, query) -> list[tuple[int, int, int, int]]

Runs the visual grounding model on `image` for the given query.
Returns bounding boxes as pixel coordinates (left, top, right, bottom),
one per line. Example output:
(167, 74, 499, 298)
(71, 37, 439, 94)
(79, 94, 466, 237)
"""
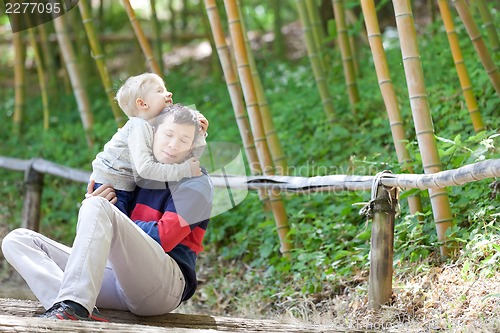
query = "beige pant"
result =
(1, 196, 185, 316)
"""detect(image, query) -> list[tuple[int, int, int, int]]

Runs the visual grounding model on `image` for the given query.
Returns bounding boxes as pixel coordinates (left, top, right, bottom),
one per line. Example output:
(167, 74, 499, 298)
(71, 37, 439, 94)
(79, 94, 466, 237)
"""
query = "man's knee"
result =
(78, 196, 117, 230)
(1, 228, 29, 261)
(82, 196, 112, 209)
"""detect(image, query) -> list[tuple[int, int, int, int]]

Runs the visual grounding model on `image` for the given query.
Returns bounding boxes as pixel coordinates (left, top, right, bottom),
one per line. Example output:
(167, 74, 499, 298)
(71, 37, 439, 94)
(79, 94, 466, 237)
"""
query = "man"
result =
(1, 104, 213, 321)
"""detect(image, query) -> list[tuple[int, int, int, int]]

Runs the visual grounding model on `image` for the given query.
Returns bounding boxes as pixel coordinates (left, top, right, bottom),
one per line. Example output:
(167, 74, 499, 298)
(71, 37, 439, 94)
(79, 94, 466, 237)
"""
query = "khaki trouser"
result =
(1, 196, 185, 316)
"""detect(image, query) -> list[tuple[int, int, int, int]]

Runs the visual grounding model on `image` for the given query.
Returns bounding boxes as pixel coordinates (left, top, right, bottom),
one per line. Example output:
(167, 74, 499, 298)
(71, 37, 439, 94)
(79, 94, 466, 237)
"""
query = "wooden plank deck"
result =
(0, 298, 369, 333)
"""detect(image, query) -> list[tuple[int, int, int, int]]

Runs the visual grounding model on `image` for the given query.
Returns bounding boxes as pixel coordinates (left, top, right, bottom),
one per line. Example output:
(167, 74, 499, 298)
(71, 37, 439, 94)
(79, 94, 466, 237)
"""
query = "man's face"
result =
(153, 115, 196, 164)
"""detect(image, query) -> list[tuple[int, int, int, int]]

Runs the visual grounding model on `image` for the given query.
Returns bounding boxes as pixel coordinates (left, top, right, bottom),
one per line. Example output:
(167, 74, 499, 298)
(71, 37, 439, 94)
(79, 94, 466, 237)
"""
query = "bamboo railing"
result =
(393, 0, 454, 258)
(1, 155, 498, 309)
(436, 0, 485, 133)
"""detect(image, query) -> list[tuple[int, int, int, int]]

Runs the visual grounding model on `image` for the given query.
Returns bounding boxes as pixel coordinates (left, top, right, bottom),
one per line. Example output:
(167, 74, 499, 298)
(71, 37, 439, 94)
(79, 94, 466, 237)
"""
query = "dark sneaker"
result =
(38, 302, 109, 322)
(89, 307, 109, 322)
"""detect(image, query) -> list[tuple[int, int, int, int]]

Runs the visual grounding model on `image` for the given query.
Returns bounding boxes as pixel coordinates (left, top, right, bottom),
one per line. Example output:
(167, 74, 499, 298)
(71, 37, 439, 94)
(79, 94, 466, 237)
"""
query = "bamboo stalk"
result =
(360, 0, 424, 217)
(150, 0, 165, 75)
(98, 0, 104, 32)
(169, 0, 177, 45)
(13, 30, 25, 136)
(37, 23, 58, 93)
(475, 0, 499, 52)
(392, 0, 454, 258)
(295, 0, 335, 120)
(181, 0, 189, 30)
(437, 0, 484, 133)
(203, 0, 266, 203)
(453, 0, 500, 96)
(27, 27, 50, 130)
(199, 0, 221, 78)
(224, 0, 292, 256)
(236, 0, 288, 175)
(346, 9, 362, 77)
(428, 0, 436, 25)
(273, 0, 286, 59)
(72, 6, 92, 83)
(122, 0, 162, 76)
(305, 0, 326, 71)
(333, 0, 360, 113)
(78, 0, 125, 126)
(53, 15, 94, 148)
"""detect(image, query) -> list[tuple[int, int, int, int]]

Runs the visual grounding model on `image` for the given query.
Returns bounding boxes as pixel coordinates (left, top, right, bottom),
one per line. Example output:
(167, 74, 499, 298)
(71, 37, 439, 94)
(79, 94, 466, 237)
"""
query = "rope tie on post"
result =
(358, 170, 399, 218)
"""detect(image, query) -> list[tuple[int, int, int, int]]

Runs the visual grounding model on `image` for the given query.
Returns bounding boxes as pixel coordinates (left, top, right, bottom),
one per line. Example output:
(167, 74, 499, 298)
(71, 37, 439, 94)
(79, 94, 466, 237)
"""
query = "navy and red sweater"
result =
(128, 173, 213, 301)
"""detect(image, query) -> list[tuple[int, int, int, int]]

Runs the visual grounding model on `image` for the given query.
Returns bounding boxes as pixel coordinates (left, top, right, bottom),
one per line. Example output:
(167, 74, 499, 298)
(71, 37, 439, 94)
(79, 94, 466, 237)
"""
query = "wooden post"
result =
(22, 161, 43, 231)
(368, 184, 398, 310)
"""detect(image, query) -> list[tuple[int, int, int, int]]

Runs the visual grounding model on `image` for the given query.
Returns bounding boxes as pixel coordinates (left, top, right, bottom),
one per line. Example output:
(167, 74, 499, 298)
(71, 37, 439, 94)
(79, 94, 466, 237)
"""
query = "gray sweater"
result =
(90, 117, 206, 191)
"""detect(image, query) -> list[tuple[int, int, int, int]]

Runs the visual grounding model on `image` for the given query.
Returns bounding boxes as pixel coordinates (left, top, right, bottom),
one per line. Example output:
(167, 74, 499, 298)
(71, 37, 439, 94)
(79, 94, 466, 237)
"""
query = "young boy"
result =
(90, 73, 208, 214)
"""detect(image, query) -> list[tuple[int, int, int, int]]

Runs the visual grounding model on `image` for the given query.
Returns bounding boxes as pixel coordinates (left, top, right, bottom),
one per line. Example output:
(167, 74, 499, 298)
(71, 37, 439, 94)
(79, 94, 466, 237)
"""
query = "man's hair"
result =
(115, 73, 164, 117)
(153, 103, 200, 144)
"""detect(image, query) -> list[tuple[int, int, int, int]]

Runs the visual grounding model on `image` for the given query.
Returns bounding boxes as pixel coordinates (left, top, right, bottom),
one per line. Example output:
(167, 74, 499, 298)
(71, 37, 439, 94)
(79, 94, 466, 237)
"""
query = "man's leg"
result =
(1, 228, 71, 309)
(56, 196, 184, 316)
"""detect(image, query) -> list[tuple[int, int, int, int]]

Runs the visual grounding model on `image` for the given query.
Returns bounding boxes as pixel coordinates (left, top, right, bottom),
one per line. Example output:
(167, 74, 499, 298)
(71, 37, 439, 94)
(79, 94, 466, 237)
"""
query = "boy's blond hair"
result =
(115, 73, 165, 117)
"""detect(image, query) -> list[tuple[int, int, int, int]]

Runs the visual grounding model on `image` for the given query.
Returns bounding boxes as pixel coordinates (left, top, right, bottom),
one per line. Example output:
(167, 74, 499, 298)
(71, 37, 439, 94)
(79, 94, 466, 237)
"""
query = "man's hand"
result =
(86, 180, 118, 204)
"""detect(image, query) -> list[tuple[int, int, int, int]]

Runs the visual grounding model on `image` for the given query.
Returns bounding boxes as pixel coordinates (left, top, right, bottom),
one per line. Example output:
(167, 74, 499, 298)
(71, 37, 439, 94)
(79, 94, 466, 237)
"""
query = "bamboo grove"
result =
(7, 0, 499, 258)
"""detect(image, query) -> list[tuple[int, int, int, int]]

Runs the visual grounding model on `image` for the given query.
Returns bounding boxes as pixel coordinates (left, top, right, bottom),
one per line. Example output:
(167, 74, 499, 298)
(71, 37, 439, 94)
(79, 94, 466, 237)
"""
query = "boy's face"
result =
(153, 115, 196, 164)
(139, 82, 173, 120)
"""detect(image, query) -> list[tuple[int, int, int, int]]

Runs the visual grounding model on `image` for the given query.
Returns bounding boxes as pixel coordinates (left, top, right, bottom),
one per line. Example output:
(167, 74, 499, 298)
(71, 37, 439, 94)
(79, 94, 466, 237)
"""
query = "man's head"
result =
(115, 73, 173, 120)
(152, 104, 200, 164)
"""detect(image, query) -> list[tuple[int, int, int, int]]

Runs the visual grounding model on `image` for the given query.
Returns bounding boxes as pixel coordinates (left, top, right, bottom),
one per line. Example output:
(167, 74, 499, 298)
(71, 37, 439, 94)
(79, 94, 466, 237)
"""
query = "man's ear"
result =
(136, 98, 148, 109)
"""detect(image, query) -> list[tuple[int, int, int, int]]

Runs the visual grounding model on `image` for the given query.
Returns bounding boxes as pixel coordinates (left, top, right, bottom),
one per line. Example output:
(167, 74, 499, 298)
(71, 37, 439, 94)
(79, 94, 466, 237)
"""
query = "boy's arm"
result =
(128, 118, 193, 182)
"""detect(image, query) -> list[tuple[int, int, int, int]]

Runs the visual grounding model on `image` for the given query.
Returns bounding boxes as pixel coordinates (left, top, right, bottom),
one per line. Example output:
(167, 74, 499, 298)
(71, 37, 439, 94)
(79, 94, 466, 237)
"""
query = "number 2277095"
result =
(5, 2, 61, 14)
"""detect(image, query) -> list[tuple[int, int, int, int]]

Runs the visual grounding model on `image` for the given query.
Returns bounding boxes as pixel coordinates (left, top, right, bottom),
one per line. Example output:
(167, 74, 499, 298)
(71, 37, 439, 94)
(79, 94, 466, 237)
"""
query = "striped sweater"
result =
(129, 172, 213, 301)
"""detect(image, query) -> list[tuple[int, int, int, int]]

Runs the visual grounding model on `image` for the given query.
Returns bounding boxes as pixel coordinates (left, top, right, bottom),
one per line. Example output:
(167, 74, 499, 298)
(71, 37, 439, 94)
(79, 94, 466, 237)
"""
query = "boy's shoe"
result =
(38, 302, 109, 322)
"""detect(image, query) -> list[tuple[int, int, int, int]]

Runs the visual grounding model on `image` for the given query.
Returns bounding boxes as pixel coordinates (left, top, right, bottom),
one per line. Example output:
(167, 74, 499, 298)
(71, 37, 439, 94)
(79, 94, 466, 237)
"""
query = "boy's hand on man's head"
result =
(188, 157, 202, 177)
(196, 112, 209, 134)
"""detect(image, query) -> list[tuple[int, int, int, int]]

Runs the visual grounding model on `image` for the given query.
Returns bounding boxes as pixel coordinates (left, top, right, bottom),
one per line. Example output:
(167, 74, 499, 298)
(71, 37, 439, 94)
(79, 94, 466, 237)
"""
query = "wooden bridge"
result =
(0, 298, 370, 332)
